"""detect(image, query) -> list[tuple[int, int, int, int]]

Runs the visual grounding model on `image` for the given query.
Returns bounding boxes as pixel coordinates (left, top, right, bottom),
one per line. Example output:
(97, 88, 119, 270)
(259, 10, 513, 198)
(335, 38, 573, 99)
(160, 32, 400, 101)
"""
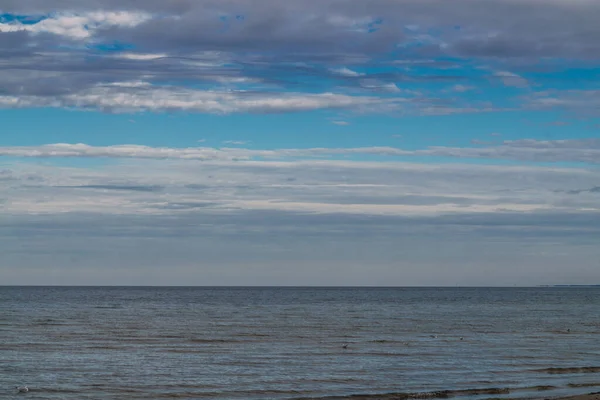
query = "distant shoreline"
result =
(1, 285, 599, 288)
(539, 285, 600, 287)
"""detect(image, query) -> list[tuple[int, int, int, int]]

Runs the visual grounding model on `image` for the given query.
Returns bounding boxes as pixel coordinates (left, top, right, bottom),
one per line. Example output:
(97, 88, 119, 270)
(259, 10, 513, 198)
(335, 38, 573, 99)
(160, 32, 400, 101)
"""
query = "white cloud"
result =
(113, 52, 168, 61)
(331, 121, 350, 126)
(2, 139, 599, 164)
(0, 143, 246, 161)
(0, 83, 389, 114)
(0, 11, 150, 39)
(330, 67, 365, 77)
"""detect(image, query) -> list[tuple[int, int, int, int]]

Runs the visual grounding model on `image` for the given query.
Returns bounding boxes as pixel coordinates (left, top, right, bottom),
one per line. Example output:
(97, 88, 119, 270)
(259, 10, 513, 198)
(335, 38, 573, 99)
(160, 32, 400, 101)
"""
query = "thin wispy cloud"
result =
(222, 140, 249, 146)
(2, 140, 599, 164)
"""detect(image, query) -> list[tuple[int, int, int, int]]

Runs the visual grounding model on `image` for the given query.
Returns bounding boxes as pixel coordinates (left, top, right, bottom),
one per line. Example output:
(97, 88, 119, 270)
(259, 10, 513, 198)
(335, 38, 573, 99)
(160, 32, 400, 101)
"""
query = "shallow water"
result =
(1, 287, 599, 399)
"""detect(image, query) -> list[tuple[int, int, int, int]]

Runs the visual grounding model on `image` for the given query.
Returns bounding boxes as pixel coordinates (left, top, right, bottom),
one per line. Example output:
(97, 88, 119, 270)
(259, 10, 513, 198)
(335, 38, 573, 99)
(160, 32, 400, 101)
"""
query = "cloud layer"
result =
(1, 0, 600, 114)
(2, 139, 599, 164)
(2, 144, 599, 217)
(2, 155, 599, 285)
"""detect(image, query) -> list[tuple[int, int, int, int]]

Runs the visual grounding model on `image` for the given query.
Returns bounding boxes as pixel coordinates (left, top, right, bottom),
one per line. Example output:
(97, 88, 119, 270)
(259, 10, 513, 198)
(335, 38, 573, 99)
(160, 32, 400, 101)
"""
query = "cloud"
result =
(548, 121, 570, 127)
(2, 139, 599, 164)
(0, 83, 391, 114)
(358, 79, 402, 93)
(331, 120, 350, 126)
(494, 71, 528, 88)
(563, 186, 600, 195)
(526, 90, 600, 116)
(0, 143, 241, 161)
(2, 206, 599, 285)
(112, 52, 167, 60)
(87, 1, 600, 61)
(222, 140, 249, 145)
(1, 1, 599, 116)
(330, 67, 364, 77)
(2, 145, 600, 219)
(3, 1, 600, 285)
(59, 184, 164, 192)
(450, 84, 474, 93)
(0, 11, 150, 39)
(3, 149, 599, 284)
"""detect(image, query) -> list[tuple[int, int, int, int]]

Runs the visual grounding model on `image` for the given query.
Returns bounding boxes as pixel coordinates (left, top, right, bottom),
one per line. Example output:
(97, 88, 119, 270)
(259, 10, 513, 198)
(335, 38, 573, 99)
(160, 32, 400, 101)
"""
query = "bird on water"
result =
(16, 386, 29, 393)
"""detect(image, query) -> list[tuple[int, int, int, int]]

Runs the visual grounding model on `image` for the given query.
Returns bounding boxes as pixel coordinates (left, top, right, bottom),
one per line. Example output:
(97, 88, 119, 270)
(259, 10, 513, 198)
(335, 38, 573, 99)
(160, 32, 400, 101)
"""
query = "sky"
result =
(1, 0, 599, 286)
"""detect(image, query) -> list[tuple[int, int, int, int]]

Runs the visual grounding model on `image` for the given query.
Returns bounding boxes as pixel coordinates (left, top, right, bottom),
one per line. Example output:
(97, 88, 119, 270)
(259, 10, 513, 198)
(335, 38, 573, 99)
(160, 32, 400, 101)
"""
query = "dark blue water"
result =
(1, 287, 600, 399)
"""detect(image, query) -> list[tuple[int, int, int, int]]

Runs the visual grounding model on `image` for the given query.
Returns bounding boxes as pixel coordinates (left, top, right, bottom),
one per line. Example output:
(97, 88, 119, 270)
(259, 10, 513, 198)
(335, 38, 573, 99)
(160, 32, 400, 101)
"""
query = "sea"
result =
(1, 287, 599, 400)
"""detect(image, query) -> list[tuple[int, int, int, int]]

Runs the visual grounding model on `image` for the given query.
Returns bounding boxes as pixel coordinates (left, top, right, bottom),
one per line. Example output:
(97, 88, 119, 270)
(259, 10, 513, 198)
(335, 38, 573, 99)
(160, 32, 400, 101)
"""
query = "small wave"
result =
(25, 387, 82, 394)
(526, 385, 557, 391)
(568, 383, 600, 388)
(369, 339, 405, 344)
(537, 367, 600, 374)
(93, 305, 123, 309)
(162, 349, 208, 354)
(232, 332, 272, 337)
(31, 318, 68, 326)
(158, 394, 217, 398)
(354, 352, 410, 357)
(295, 377, 363, 384)
(156, 389, 314, 398)
(291, 387, 512, 400)
(188, 338, 240, 343)
(84, 345, 123, 350)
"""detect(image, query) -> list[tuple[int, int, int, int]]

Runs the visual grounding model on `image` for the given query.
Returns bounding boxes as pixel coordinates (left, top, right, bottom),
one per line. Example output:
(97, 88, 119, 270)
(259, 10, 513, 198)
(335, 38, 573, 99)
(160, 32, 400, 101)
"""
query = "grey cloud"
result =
(2, 156, 600, 285)
(184, 184, 212, 190)
(1, 0, 599, 116)
(526, 90, 600, 116)
(564, 186, 600, 195)
(493, 71, 528, 88)
(155, 201, 220, 210)
(1, 209, 599, 286)
(110, 10, 399, 56)
(59, 184, 165, 192)
(278, 193, 478, 206)
(4, 0, 598, 60)
(4, 209, 600, 239)
(2, 154, 599, 219)
(0, 50, 463, 109)
(0, 31, 33, 54)
(0, 170, 15, 181)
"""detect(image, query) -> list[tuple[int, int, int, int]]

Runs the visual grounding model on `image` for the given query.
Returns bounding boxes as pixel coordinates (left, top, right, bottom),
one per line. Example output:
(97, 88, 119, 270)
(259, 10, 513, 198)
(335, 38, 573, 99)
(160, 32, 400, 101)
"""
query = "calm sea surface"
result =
(1, 287, 599, 399)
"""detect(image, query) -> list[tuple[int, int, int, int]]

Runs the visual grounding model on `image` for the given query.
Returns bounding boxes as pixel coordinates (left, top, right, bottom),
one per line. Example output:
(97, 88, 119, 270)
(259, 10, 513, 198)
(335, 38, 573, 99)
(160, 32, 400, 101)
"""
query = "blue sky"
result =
(1, 0, 599, 285)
